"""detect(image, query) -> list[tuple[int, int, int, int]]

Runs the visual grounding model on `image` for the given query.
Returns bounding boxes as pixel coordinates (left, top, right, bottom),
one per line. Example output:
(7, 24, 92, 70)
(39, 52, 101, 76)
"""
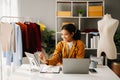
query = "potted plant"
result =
(41, 28, 55, 57)
(114, 32, 120, 53)
(77, 9, 84, 17)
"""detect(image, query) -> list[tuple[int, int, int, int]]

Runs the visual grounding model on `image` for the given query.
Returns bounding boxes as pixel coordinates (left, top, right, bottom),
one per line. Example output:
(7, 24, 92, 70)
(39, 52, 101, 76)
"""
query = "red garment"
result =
(25, 22, 42, 53)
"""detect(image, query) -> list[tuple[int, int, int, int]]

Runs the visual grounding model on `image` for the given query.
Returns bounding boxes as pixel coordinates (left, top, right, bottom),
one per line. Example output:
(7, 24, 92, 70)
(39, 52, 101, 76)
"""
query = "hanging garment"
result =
(13, 23, 23, 66)
(0, 22, 23, 66)
(37, 21, 46, 31)
(25, 22, 42, 53)
(0, 22, 15, 52)
(16, 22, 28, 57)
(0, 22, 15, 65)
(35, 23, 42, 51)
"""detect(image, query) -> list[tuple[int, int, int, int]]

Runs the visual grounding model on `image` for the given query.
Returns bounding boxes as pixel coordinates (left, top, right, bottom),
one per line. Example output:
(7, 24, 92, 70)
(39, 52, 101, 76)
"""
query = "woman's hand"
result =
(39, 52, 47, 64)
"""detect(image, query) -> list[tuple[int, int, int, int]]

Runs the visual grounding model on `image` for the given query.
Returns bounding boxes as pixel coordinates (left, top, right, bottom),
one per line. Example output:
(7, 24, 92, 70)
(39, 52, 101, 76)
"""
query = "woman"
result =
(39, 24, 85, 65)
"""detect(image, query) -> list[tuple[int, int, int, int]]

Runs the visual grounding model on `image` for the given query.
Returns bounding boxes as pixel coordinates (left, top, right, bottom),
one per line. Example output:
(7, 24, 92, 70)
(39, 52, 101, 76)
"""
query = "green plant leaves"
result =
(114, 32, 120, 53)
(41, 28, 55, 55)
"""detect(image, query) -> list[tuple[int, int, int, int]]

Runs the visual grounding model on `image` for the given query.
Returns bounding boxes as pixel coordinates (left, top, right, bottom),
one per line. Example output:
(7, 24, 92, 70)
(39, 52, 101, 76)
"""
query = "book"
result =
(40, 65, 61, 73)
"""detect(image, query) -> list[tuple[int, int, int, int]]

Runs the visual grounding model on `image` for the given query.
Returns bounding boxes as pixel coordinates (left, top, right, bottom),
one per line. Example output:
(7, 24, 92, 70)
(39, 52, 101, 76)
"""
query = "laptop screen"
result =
(25, 52, 40, 69)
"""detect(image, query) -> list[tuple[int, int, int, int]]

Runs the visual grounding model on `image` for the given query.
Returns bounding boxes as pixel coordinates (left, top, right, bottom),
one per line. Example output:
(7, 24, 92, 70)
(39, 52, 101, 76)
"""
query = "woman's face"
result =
(61, 29, 74, 42)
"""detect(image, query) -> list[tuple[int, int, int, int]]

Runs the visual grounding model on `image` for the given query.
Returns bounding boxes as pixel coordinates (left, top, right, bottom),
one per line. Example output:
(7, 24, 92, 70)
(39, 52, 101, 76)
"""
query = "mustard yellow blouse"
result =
(47, 40, 85, 65)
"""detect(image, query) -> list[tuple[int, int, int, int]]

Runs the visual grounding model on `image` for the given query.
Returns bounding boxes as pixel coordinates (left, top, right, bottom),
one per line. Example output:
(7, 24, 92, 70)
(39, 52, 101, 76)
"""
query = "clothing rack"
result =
(0, 16, 40, 80)
(0, 16, 30, 19)
(0, 16, 39, 22)
(0, 16, 28, 80)
(0, 16, 27, 21)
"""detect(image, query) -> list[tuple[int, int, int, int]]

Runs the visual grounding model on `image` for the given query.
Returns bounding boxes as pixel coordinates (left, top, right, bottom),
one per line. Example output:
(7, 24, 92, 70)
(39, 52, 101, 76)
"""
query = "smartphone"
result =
(89, 69, 97, 73)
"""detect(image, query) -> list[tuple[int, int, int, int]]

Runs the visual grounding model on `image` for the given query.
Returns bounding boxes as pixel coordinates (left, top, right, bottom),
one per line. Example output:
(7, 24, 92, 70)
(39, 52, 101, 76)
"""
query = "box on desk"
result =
(57, 11, 71, 17)
(88, 6, 103, 17)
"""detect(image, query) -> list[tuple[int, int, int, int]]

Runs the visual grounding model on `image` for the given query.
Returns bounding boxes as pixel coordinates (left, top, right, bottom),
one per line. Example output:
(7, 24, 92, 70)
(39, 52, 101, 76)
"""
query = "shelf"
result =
(56, 0, 104, 49)
(81, 32, 99, 34)
(57, 0, 104, 3)
(57, 16, 79, 18)
(57, 16, 103, 18)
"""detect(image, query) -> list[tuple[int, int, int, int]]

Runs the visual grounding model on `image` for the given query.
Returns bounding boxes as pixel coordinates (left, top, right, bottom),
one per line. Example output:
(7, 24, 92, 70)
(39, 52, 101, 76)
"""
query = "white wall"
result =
(19, 0, 56, 30)
(0, 0, 2, 18)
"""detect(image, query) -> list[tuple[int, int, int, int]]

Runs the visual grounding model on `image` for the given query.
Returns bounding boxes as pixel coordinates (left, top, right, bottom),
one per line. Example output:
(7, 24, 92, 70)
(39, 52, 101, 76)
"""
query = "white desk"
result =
(10, 64, 120, 80)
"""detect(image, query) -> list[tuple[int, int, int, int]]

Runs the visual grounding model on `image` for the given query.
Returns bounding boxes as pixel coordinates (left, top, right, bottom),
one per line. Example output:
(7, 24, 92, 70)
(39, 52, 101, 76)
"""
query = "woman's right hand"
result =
(39, 52, 47, 64)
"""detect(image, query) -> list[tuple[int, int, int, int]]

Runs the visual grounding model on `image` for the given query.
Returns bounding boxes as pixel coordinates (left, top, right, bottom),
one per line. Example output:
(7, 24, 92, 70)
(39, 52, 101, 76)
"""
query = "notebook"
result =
(25, 52, 60, 73)
(63, 58, 90, 74)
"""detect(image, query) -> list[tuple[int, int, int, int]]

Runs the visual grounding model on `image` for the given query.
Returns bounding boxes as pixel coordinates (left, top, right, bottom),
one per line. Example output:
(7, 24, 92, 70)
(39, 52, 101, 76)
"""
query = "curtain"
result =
(0, 0, 18, 21)
(0, 0, 19, 80)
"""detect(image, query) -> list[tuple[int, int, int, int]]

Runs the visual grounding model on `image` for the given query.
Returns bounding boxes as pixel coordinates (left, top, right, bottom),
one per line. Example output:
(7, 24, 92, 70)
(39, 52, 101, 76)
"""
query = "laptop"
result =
(63, 58, 90, 74)
(25, 52, 40, 69)
(25, 52, 60, 73)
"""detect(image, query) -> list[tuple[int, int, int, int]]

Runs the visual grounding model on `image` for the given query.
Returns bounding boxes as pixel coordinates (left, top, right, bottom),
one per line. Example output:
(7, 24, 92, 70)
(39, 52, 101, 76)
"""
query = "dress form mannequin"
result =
(97, 14, 119, 59)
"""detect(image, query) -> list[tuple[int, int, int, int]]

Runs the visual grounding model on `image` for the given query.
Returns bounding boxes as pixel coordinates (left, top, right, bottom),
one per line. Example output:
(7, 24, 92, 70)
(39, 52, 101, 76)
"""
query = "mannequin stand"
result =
(101, 52, 107, 65)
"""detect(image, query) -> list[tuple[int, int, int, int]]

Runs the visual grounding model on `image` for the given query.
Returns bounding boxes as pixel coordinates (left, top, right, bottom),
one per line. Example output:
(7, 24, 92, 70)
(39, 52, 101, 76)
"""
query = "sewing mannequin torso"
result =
(97, 14, 119, 59)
